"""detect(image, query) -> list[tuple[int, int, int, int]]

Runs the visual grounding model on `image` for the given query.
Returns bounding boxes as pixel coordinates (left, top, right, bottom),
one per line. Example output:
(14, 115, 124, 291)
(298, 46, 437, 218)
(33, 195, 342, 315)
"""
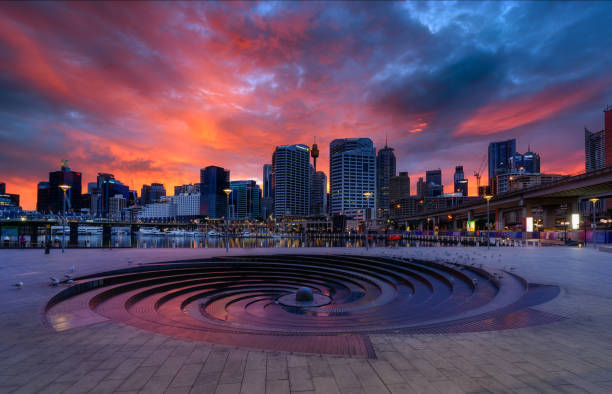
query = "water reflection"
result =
(69, 234, 437, 248)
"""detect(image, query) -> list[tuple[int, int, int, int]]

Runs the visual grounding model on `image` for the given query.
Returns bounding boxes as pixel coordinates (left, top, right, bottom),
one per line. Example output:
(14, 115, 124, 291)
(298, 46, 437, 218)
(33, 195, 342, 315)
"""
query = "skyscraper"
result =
(425, 169, 443, 197)
(453, 166, 468, 196)
(310, 171, 327, 216)
(585, 128, 605, 172)
(263, 164, 273, 198)
(200, 166, 230, 218)
(0, 182, 4, 194)
(488, 139, 516, 183)
(606, 106, 612, 167)
(36, 182, 50, 213)
(141, 183, 166, 205)
(376, 142, 396, 217)
(510, 149, 541, 174)
(261, 164, 274, 219)
(390, 172, 410, 202)
(37, 160, 82, 214)
(416, 177, 426, 199)
(96, 173, 129, 218)
(272, 144, 311, 218)
(230, 180, 261, 219)
(329, 138, 376, 220)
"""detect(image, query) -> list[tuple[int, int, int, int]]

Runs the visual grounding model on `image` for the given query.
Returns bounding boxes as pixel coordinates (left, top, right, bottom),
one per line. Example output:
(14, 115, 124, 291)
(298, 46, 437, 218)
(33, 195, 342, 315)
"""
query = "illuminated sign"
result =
(571, 213, 579, 230)
(466, 220, 475, 232)
(526, 217, 534, 232)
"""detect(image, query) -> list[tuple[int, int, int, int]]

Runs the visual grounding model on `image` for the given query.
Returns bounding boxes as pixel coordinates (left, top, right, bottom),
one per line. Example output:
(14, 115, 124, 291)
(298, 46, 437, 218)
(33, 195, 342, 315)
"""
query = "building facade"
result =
(585, 128, 606, 172)
(310, 171, 327, 216)
(229, 180, 261, 219)
(37, 160, 82, 214)
(141, 183, 166, 205)
(425, 169, 443, 197)
(200, 166, 230, 219)
(174, 183, 200, 196)
(329, 138, 376, 220)
(453, 166, 468, 196)
(95, 173, 129, 218)
(416, 177, 426, 199)
(390, 172, 410, 202)
(376, 144, 396, 217)
(109, 194, 126, 220)
(488, 139, 516, 183)
(510, 150, 541, 174)
(272, 144, 311, 218)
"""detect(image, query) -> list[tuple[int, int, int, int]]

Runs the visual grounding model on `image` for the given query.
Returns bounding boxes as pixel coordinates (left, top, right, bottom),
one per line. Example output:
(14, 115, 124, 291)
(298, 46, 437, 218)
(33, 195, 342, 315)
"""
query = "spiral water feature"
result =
(45, 254, 563, 357)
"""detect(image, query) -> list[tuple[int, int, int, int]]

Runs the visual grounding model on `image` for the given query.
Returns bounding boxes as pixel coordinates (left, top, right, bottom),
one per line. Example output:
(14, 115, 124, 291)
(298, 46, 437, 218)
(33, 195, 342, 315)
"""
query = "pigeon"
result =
(13, 281, 23, 288)
(50, 277, 60, 286)
(64, 274, 73, 280)
(137, 261, 143, 266)
(66, 279, 74, 285)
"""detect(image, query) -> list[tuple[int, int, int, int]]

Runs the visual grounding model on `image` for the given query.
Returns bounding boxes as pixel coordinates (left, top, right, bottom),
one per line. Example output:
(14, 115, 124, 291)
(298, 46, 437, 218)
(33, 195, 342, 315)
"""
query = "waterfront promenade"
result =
(1, 246, 612, 393)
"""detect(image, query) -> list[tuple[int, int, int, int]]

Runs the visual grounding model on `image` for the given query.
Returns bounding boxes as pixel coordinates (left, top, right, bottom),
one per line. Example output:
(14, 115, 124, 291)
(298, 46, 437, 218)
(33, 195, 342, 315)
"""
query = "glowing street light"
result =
(589, 198, 600, 249)
(58, 184, 71, 253)
(363, 192, 373, 250)
(223, 188, 232, 252)
(484, 195, 493, 249)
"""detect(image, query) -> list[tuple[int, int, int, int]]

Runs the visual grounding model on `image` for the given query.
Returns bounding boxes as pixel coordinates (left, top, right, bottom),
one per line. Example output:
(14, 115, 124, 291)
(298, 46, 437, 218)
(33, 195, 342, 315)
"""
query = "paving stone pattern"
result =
(1, 247, 612, 393)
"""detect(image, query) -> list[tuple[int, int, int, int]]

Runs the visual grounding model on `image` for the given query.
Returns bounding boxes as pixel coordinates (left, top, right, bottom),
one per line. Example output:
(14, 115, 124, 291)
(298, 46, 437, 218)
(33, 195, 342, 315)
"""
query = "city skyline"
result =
(2, 2, 612, 210)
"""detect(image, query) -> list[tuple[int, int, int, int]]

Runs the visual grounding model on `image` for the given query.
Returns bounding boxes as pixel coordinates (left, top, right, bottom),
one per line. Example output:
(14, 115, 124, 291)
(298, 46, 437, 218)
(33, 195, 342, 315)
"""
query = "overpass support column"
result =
(69, 222, 79, 247)
(495, 209, 503, 231)
(541, 206, 556, 229)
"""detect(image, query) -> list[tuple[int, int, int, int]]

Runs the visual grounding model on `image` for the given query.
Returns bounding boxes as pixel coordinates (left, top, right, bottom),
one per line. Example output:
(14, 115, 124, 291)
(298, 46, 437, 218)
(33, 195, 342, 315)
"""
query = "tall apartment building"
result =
(376, 143, 396, 217)
(390, 172, 410, 202)
(200, 166, 230, 219)
(488, 139, 516, 183)
(272, 145, 311, 218)
(36, 160, 82, 214)
(229, 180, 261, 219)
(311, 171, 327, 216)
(585, 128, 606, 172)
(109, 194, 126, 220)
(261, 164, 274, 219)
(141, 183, 166, 205)
(453, 166, 468, 196)
(174, 183, 200, 195)
(329, 138, 376, 220)
(416, 177, 426, 199)
(425, 169, 443, 197)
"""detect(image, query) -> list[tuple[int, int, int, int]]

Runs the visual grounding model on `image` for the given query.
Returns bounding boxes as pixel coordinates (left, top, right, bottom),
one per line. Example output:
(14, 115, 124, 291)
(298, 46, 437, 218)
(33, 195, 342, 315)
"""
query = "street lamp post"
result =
(363, 192, 373, 250)
(484, 195, 493, 249)
(589, 198, 600, 249)
(59, 184, 72, 253)
(223, 188, 232, 252)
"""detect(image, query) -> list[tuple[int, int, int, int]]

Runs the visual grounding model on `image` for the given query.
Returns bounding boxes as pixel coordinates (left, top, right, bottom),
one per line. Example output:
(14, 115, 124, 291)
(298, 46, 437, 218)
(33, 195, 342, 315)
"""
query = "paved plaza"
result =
(1, 246, 612, 393)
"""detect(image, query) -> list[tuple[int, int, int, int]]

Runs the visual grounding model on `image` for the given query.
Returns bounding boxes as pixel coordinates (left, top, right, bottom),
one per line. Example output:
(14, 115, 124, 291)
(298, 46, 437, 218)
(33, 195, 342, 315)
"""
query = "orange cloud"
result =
(454, 81, 604, 136)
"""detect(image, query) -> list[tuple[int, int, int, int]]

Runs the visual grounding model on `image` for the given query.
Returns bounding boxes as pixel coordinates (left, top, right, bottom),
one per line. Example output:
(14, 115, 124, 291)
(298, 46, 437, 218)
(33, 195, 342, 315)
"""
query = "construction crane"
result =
(473, 154, 486, 191)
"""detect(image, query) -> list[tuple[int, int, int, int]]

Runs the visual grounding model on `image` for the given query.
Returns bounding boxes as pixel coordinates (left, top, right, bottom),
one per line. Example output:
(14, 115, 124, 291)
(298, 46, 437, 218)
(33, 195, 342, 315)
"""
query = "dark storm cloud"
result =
(1, 1, 612, 208)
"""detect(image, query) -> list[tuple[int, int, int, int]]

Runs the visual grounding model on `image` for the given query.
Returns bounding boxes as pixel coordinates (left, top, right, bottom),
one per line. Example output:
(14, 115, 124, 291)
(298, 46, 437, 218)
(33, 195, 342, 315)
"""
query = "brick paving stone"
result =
(138, 374, 175, 394)
(117, 365, 158, 392)
(288, 366, 314, 392)
(266, 354, 288, 381)
(266, 379, 290, 394)
(312, 377, 340, 394)
(216, 383, 242, 394)
(240, 368, 266, 394)
(2, 248, 612, 394)
(170, 362, 203, 388)
(219, 349, 248, 385)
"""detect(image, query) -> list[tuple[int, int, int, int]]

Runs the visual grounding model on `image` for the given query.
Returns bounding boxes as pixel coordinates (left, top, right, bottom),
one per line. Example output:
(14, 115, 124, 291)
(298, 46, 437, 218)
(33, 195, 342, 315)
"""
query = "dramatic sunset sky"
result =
(1, 1, 612, 210)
